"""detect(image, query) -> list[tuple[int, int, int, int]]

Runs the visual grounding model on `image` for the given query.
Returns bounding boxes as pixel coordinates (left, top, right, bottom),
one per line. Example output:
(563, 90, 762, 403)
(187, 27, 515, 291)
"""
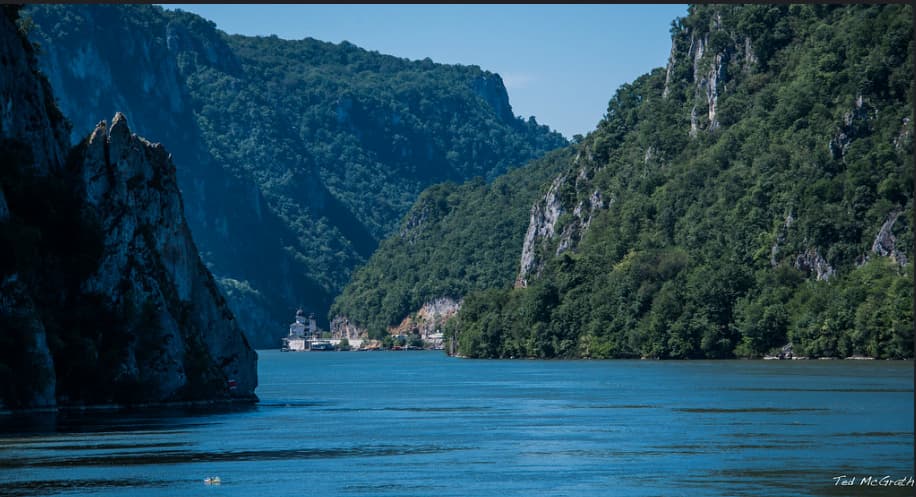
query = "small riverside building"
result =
(281, 309, 317, 351)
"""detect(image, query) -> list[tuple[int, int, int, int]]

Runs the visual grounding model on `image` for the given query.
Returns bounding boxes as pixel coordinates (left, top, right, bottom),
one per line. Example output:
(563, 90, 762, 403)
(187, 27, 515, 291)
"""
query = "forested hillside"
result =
(341, 4, 914, 359)
(331, 147, 575, 337)
(25, 4, 566, 346)
(454, 4, 913, 359)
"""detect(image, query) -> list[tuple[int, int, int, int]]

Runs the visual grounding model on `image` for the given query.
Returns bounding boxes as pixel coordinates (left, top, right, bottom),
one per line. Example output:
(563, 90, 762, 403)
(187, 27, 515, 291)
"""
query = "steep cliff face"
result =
(26, 4, 567, 347)
(0, 8, 69, 171)
(516, 153, 606, 288)
(0, 5, 69, 409)
(0, 7, 256, 409)
(870, 211, 908, 266)
(470, 73, 515, 124)
(516, 176, 565, 288)
(0, 275, 56, 409)
(78, 113, 257, 402)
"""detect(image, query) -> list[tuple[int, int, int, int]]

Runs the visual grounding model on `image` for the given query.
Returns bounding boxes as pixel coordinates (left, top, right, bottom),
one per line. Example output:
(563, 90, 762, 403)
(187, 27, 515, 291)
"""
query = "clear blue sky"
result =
(163, 4, 688, 139)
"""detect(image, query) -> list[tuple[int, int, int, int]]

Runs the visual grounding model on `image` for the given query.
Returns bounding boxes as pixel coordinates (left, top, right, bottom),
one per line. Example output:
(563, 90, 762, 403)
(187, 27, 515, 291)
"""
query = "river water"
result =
(0, 351, 912, 496)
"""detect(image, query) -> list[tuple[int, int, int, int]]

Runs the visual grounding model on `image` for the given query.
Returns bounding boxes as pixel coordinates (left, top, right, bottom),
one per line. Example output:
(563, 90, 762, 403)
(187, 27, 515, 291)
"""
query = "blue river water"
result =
(0, 351, 912, 496)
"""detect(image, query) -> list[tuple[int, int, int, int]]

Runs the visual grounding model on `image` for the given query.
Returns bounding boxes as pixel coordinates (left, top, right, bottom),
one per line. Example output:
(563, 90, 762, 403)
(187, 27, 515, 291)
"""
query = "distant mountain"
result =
(25, 4, 567, 347)
(338, 4, 914, 359)
(0, 5, 256, 409)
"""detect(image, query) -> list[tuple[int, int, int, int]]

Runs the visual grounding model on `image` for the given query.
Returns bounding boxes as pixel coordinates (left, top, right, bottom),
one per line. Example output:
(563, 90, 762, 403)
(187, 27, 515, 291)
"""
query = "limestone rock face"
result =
(794, 248, 835, 282)
(470, 73, 514, 123)
(330, 316, 366, 342)
(871, 211, 907, 266)
(664, 8, 759, 137)
(80, 113, 257, 402)
(389, 297, 462, 338)
(516, 161, 606, 288)
(0, 275, 57, 409)
(0, 11, 69, 171)
(414, 297, 462, 336)
(516, 175, 565, 288)
(829, 95, 871, 160)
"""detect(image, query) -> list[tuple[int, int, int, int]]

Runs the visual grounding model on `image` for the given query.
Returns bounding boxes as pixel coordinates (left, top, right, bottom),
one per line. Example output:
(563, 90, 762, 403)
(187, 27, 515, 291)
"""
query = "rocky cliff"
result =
(516, 156, 605, 288)
(78, 113, 257, 403)
(0, 6, 256, 409)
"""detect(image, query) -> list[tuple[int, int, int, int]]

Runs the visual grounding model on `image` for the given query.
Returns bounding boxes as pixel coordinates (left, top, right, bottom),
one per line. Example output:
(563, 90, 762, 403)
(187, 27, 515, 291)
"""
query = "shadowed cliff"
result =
(0, 6, 257, 409)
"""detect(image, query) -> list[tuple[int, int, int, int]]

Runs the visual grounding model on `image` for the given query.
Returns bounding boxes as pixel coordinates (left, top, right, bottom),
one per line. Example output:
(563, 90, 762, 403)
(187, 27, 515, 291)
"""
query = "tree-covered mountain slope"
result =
(342, 4, 914, 359)
(454, 4, 914, 359)
(330, 147, 576, 338)
(25, 4, 566, 347)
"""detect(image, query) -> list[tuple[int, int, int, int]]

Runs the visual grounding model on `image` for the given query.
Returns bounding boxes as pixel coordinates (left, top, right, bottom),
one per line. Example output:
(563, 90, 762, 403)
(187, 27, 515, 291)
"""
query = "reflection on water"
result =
(673, 407, 830, 413)
(0, 478, 170, 497)
(2, 445, 458, 469)
(0, 352, 911, 497)
(0, 403, 256, 436)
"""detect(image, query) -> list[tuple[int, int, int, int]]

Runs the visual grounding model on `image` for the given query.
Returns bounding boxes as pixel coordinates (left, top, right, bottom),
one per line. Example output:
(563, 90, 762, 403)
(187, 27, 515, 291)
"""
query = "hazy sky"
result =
(164, 4, 688, 139)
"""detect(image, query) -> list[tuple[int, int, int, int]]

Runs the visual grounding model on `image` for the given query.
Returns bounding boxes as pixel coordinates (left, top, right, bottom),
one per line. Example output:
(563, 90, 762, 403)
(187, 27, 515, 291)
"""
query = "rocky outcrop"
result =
(389, 297, 462, 338)
(871, 211, 907, 266)
(414, 297, 461, 336)
(794, 247, 835, 281)
(557, 187, 604, 254)
(0, 9, 69, 171)
(687, 17, 728, 133)
(335, 298, 462, 343)
(330, 316, 367, 341)
(666, 7, 760, 137)
(0, 275, 57, 409)
(470, 73, 514, 123)
(25, 5, 320, 348)
(516, 175, 565, 287)
(79, 113, 257, 402)
(516, 160, 607, 288)
(769, 211, 795, 267)
(829, 95, 871, 160)
(662, 39, 677, 99)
